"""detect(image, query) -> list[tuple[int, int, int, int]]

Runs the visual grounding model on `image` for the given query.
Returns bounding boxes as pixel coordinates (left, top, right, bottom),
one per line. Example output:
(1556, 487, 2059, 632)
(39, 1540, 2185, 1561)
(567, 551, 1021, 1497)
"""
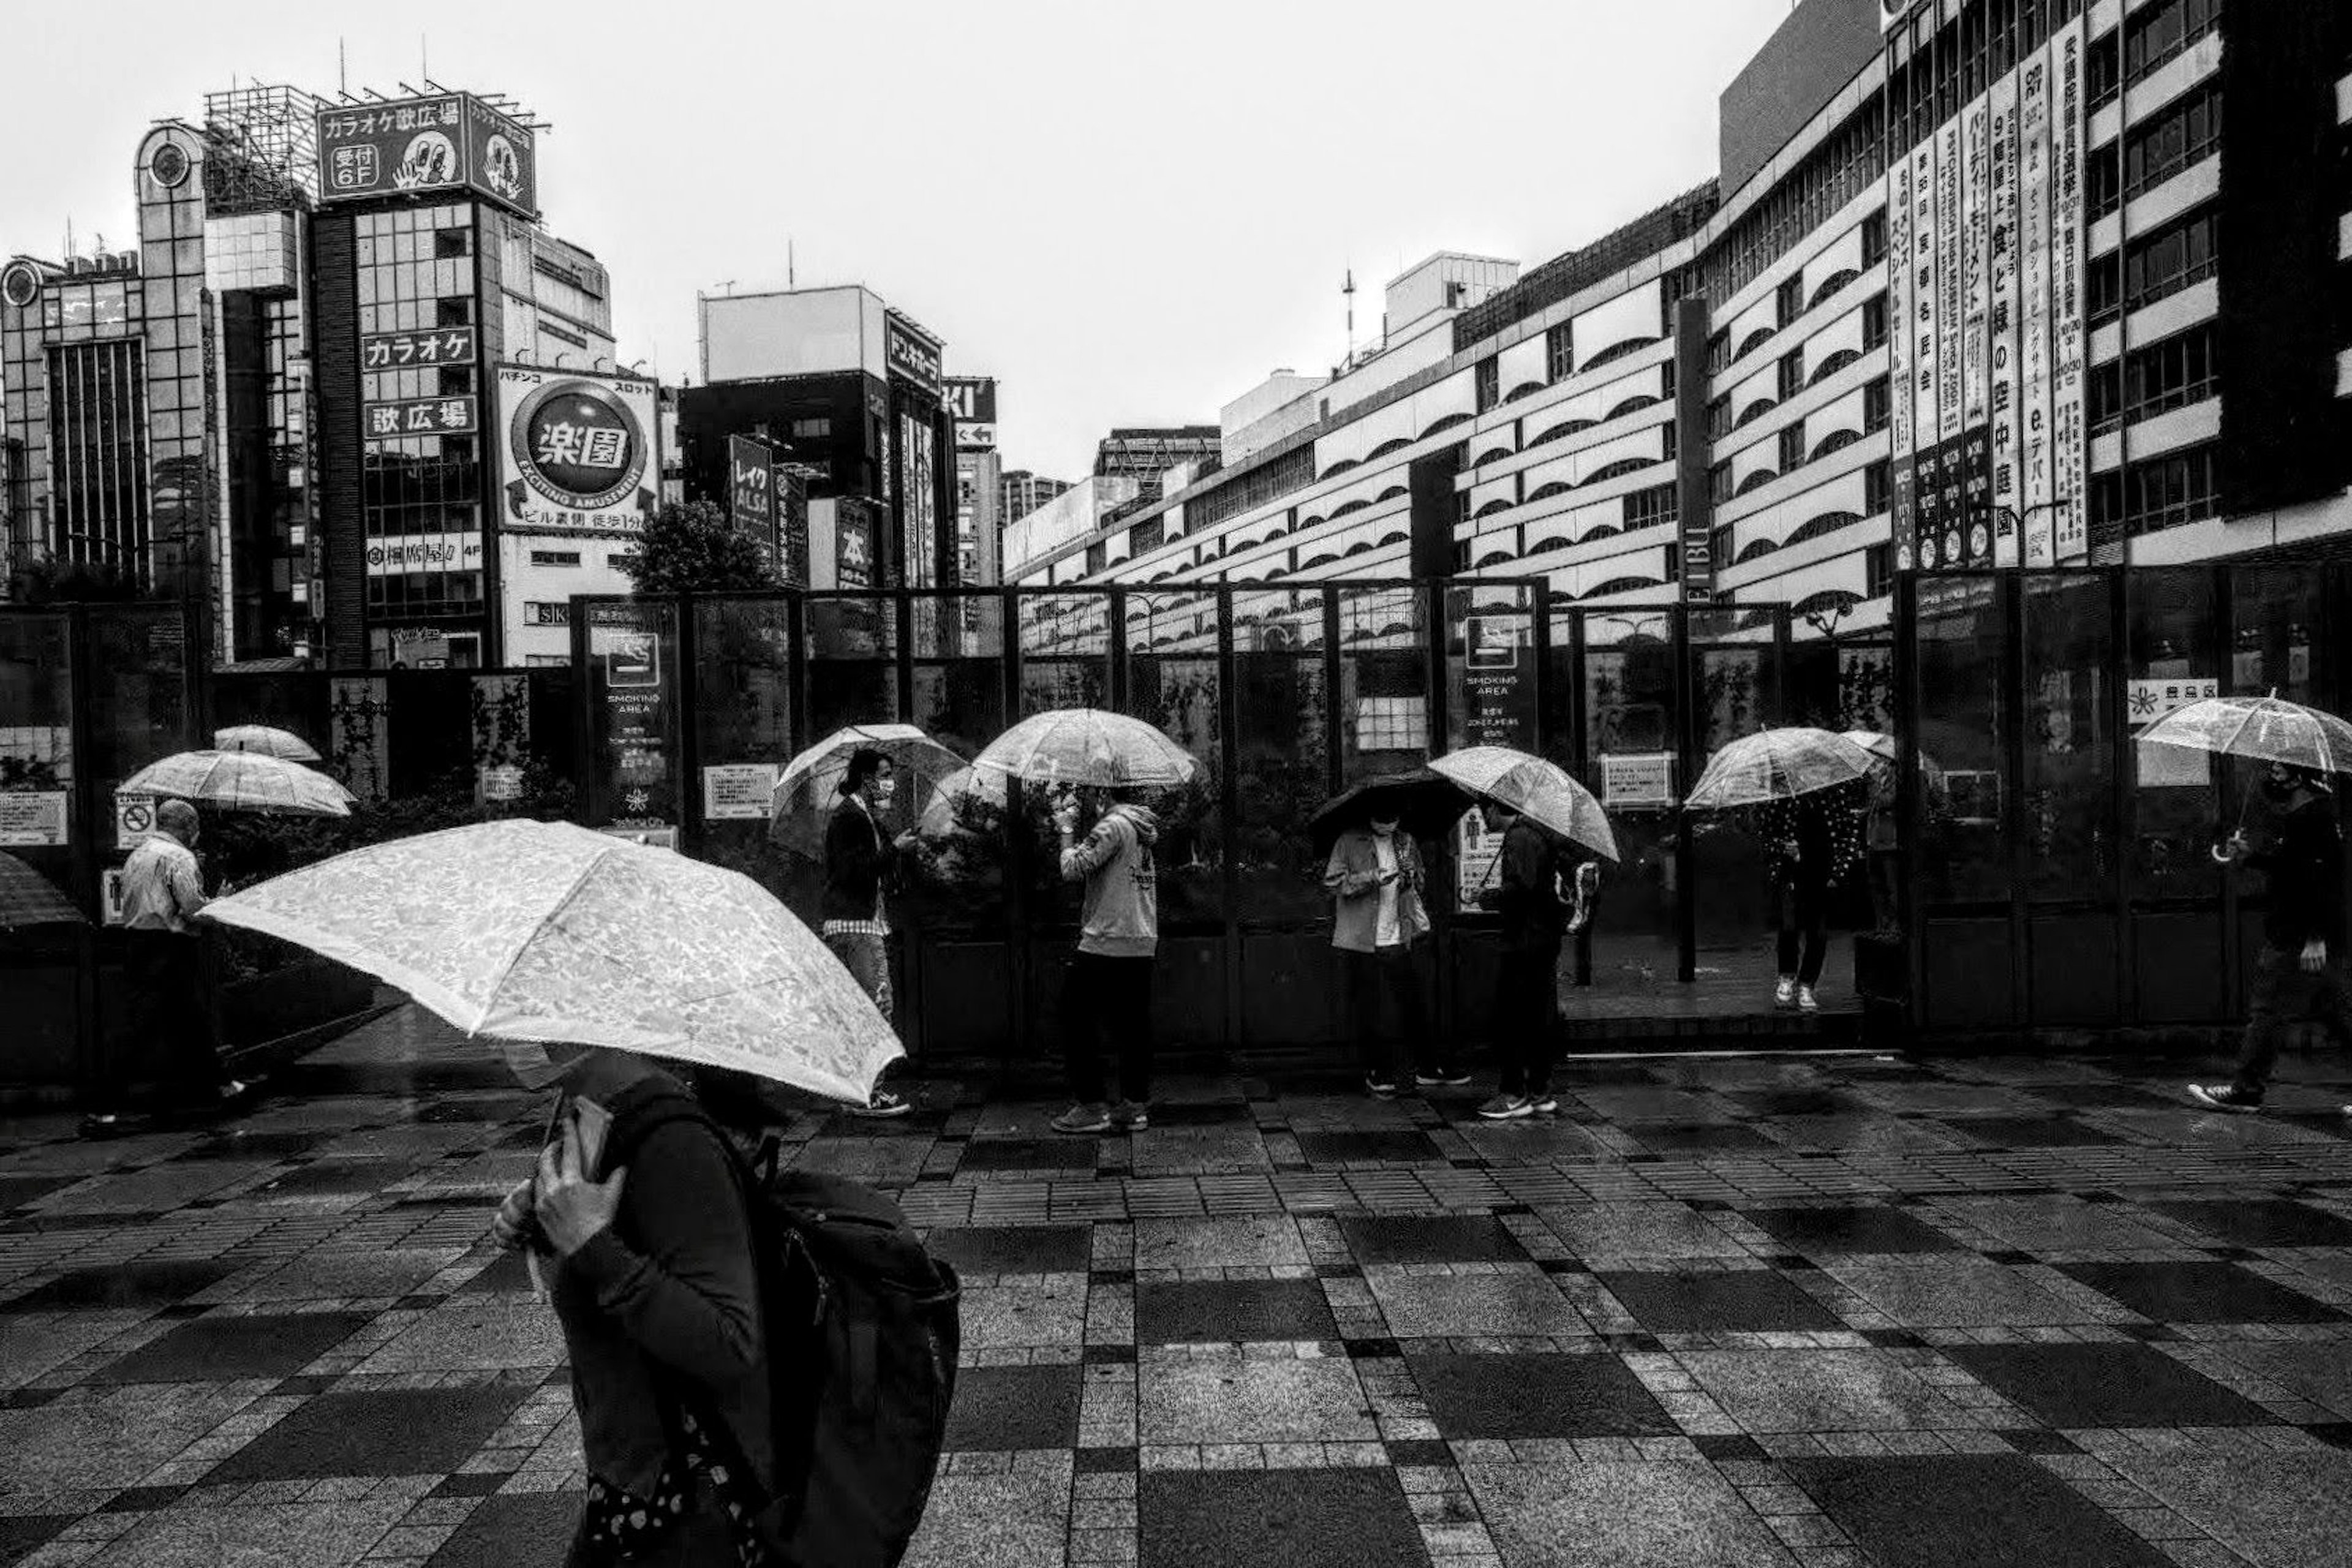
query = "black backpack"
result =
(600, 1080, 963, 1568)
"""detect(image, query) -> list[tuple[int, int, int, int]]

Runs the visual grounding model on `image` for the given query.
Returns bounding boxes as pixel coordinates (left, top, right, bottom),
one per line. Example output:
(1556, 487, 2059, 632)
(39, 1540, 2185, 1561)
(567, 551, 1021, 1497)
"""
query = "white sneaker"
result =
(1796, 986, 1819, 1014)
(1774, 977, 1796, 1009)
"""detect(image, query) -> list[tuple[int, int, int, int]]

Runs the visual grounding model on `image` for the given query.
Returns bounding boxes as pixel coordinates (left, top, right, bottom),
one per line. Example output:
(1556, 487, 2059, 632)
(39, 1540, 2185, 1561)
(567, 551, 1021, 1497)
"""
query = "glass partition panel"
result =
(1580, 607, 1679, 1012)
(805, 595, 899, 740)
(581, 598, 683, 835)
(906, 595, 1009, 935)
(0, 612, 77, 903)
(1126, 589, 1224, 930)
(1234, 587, 1330, 928)
(1017, 593, 1110, 716)
(2023, 575, 2115, 903)
(2126, 569, 2222, 899)
(693, 597, 796, 894)
(1914, 578, 2009, 905)
(2231, 568, 2322, 707)
(1445, 583, 1539, 754)
(1687, 607, 1809, 1007)
(1335, 586, 1427, 788)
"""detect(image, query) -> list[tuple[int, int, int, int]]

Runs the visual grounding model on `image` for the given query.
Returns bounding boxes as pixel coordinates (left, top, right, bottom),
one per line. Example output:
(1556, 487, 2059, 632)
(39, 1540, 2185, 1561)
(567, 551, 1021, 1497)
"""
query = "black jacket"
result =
(1491, 818, 1567, 954)
(2246, 796, 2347, 951)
(820, 797, 894, 925)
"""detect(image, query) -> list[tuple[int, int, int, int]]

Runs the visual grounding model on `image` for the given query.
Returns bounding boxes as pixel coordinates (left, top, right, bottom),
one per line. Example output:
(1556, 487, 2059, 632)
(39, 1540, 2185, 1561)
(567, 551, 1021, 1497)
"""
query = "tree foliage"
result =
(620, 499, 778, 597)
(7, 555, 153, 606)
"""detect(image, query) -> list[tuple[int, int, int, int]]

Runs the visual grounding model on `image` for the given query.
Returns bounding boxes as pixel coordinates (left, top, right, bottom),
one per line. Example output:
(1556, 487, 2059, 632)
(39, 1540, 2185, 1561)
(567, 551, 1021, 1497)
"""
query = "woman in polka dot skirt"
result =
(1742, 780, 1867, 1014)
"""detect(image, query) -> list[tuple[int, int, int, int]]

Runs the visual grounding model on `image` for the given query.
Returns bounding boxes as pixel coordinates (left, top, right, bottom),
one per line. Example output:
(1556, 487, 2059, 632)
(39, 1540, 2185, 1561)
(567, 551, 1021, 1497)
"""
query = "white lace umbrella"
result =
(1686, 728, 1875, 811)
(122, 750, 354, 818)
(971, 709, 1197, 790)
(2140, 695, 2352, 777)
(1428, 745, 1618, 861)
(214, 725, 322, 763)
(203, 820, 902, 1104)
(769, 724, 965, 856)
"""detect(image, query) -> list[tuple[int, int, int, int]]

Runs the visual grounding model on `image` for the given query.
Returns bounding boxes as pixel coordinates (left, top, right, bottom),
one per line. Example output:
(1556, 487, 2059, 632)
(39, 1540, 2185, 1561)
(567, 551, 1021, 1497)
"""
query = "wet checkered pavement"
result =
(9, 1010, 2352, 1567)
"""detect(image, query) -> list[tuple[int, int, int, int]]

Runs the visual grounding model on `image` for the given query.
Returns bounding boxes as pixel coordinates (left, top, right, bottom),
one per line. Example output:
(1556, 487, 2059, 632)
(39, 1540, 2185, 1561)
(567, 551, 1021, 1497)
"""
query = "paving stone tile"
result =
(1675, 1351, 1978, 1433)
(1947, 1343, 2275, 1430)
(0, 1383, 260, 1492)
(1136, 1279, 1336, 1344)
(1599, 1268, 1848, 1333)
(1338, 1216, 1527, 1266)
(1294, 1131, 1444, 1166)
(1724, 1088, 1863, 1118)
(1463, 1458, 1798, 1566)
(419, 1492, 576, 1568)
(0, 1174, 75, 1209)
(97, 1498, 413, 1568)
(1785, 1455, 2172, 1567)
(1934, 1117, 2132, 1150)
(925, 1225, 1096, 1275)
(1820, 1262, 2106, 1329)
(0, 1310, 146, 1390)
(1364, 1272, 1585, 1340)
(205, 1384, 530, 1482)
(90, 1311, 372, 1385)
(2101, 1444, 2352, 1568)
(453, 1250, 535, 1296)
(962, 1276, 1092, 1349)
(1762, 1117, 1978, 1155)
(902, 1457, 1074, 1568)
(2208, 1341, 2352, 1419)
(26, 1161, 276, 1215)
(1538, 1204, 1749, 1260)
(1139, 1351, 1374, 1445)
(1745, 1207, 1969, 1257)
(959, 1138, 1101, 1172)
(2059, 1261, 2347, 1325)
(944, 1364, 1085, 1452)
(1627, 1123, 1783, 1154)
(350, 1295, 565, 1373)
(1928, 1198, 2178, 1252)
(1139, 1466, 1428, 1568)
(2146, 1200, 2352, 1250)
(2, 1259, 241, 1314)
(1132, 1218, 1307, 1272)
(1411, 1352, 1676, 1440)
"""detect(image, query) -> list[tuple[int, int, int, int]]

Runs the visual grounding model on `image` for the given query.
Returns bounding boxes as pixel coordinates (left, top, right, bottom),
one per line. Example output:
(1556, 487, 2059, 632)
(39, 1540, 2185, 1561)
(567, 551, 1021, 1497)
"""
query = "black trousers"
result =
(116, 930, 225, 1112)
(2230, 944, 2352, 1099)
(1495, 944, 1562, 1098)
(1775, 874, 1829, 987)
(1061, 951, 1155, 1106)
(1341, 944, 1433, 1082)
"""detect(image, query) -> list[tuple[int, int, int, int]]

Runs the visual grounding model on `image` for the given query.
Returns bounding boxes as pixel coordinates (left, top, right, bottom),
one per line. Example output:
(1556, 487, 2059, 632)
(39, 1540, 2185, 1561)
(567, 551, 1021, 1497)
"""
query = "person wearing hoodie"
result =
(1324, 806, 1463, 1097)
(1050, 785, 1161, 1134)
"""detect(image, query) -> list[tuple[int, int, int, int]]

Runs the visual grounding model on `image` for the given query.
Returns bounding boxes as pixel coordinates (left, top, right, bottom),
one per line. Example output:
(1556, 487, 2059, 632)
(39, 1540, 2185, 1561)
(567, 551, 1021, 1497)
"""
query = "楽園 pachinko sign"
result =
(497, 366, 660, 536)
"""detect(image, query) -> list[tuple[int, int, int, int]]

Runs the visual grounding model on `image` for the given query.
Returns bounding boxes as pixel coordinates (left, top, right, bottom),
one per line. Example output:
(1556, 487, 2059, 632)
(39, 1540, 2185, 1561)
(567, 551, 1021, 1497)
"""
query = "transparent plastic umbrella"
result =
(971, 709, 1197, 790)
(213, 725, 322, 763)
(2140, 695, 2352, 777)
(1686, 728, 1875, 811)
(1841, 729, 1945, 789)
(1428, 745, 1618, 862)
(122, 750, 354, 818)
(203, 819, 902, 1104)
(769, 724, 966, 857)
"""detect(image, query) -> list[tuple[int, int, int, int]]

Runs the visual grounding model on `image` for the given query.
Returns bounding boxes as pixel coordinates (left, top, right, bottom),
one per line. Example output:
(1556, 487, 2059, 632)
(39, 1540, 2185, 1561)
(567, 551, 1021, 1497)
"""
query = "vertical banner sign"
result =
(729, 434, 777, 553)
(2018, 42, 2056, 567)
(1961, 91, 1992, 567)
(1888, 149, 1917, 571)
(1989, 63, 2024, 567)
(2048, 17, 2089, 562)
(1936, 118, 1964, 449)
(1910, 139, 1939, 567)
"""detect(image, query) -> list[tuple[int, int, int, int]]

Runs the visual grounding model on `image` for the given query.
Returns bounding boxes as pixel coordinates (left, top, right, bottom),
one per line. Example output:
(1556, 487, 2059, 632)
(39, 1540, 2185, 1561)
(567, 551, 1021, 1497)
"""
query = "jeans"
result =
(1061, 951, 1155, 1106)
(1495, 944, 1562, 1099)
(113, 930, 224, 1112)
(1775, 874, 1828, 987)
(2230, 944, 2352, 1099)
(824, 930, 892, 1021)
(1341, 944, 1433, 1083)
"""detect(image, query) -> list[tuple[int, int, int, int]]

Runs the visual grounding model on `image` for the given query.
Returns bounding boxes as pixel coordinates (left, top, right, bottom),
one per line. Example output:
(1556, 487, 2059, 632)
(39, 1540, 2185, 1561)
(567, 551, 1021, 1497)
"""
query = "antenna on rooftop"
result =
(788, 238, 795, 289)
(338, 39, 345, 97)
(1344, 268, 1357, 365)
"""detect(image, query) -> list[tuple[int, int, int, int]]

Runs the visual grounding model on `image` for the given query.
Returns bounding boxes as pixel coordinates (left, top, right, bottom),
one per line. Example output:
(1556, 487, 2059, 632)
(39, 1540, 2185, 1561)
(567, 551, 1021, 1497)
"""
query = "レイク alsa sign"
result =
(497, 367, 659, 537)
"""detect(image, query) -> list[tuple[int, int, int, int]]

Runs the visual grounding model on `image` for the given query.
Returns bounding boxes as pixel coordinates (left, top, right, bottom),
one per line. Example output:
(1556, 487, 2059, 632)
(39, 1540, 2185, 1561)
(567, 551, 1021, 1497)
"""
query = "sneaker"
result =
(1415, 1068, 1474, 1087)
(1111, 1101, 1151, 1131)
(853, 1087, 914, 1119)
(1476, 1094, 1534, 1121)
(1796, 986, 1820, 1014)
(1774, 977, 1796, 1008)
(1365, 1075, 1400, 1099)
(2187, 1084, 2262, 1114)
(1052, 1102, 1113, 1135)
(1528, 1093, 1561, 1116)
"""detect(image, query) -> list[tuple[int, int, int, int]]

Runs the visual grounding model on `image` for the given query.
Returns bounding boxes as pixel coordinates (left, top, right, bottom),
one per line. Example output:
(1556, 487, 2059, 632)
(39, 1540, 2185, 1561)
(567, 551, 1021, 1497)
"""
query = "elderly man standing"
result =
(83, 799, 247, 1137)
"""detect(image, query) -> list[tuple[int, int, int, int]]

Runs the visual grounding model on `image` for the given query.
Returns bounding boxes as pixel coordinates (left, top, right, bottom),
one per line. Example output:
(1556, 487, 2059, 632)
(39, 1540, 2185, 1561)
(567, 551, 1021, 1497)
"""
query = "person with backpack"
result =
(1474, 801, 1593, 1121)
(492, 1040, 963, 1568)
(1049, 784, 1162, 1135)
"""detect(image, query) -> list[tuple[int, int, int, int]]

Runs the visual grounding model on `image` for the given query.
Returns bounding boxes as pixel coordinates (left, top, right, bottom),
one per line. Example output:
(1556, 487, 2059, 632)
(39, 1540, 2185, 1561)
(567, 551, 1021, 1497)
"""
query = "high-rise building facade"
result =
(948, 377, 1001, 593)
(998, 469, 1073, 529)
(3, 87, 322, 665)
(1005, 0, 2352, 636)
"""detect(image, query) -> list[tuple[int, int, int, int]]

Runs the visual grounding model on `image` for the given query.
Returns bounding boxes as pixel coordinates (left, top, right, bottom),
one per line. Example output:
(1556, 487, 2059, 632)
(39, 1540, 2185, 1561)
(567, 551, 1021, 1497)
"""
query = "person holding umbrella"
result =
(2189, 761, 2352, 1113)
(1749, 784, 1866, 1014)
(1474, 799, 1594, 1119)
(84, 799, 250, 1136)
(823, 748, 920, 1118)
(1047, 783, 1164, 1134)
(1319, 775, 1463, 1097)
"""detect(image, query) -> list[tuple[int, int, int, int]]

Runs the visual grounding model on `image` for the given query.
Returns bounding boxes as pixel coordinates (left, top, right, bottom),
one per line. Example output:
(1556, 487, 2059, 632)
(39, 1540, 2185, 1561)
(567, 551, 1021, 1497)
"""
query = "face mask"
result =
(1370, 820, 1398, 839)
(875, 777, 897, 805)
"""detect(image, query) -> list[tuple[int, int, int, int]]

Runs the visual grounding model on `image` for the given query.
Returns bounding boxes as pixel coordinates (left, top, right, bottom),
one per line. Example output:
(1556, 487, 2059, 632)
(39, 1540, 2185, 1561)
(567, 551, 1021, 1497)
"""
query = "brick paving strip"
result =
(3, 1008, 2352, 1566)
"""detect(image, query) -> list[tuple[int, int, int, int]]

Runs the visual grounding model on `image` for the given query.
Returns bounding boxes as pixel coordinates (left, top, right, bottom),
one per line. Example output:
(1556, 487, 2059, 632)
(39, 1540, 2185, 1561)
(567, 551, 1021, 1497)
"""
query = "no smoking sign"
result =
(115, 792, 160, 850)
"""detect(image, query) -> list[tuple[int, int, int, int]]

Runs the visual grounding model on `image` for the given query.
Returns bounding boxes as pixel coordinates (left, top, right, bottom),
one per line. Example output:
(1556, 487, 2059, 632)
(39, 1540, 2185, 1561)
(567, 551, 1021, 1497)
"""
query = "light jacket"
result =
(1323, 829, 1431, 953)
(1061, 804, 1161, 957)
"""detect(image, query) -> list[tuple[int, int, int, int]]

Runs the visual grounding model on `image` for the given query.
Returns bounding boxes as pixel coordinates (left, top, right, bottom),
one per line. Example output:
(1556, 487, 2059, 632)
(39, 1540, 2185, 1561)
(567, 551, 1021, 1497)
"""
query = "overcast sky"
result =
(6, 0, 1797, 480)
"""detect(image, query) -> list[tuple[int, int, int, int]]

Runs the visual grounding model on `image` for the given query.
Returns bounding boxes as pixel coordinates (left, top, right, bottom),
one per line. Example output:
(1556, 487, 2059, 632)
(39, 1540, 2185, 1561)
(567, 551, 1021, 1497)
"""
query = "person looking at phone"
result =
(1324, 802, 1460, 1098)
(1047, 783, 1161, 1135)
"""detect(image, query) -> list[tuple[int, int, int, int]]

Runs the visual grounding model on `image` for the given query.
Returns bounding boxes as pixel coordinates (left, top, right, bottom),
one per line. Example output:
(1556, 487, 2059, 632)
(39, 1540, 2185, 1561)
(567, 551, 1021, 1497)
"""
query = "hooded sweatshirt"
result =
(1061, 803, 1161, 957)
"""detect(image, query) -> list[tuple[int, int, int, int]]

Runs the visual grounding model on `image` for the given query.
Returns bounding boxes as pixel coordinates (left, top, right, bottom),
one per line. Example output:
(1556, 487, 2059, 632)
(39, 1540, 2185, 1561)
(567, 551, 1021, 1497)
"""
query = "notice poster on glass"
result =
(2018, 42, 2056, 567)
(1888, 149, 1917, 571)
(1989, 63, 2024, 567)
(702, 763, 780, 821)
(0, 791, 68, 848)
(2048, 15, 2090, 562)
(1601, 752, 1676, 809)
(1457, 814, 1503, 909)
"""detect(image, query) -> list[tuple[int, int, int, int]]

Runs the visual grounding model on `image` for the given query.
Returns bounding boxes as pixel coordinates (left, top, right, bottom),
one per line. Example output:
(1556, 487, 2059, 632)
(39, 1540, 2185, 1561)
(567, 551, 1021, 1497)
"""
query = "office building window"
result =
(1776, 274, 1806, 328)
(1863, 459, 1891, 516)
(1864, 541, 1893, 597)
(1860, 209, 1888, 268)
(2125, 443, 2221, 535)
(1475, 356, 1500, 413)
(1776, 349, 1804, 401)
(1622, 483, 1677, 532)
(1708, 462, 1733, 504)
(1861, 293, 1889, 350)
(1777, 426, 1806, 473)
(1545, 322, 1574, 382)
(529, 549, 581, 567)
(1863, 375, 1891, 432)
(2121, 206, 2218, 315)
(2091, 323, 2218, 432)
(2123, 85, 2221, 203)
(2123, 0, 2221, 94)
